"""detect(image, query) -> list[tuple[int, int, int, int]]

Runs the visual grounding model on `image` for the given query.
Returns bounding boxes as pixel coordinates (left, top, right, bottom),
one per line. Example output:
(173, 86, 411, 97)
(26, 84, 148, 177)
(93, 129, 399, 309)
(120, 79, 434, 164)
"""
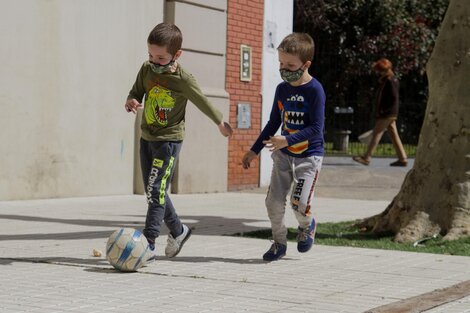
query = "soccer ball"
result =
(106, 228, 150, 272)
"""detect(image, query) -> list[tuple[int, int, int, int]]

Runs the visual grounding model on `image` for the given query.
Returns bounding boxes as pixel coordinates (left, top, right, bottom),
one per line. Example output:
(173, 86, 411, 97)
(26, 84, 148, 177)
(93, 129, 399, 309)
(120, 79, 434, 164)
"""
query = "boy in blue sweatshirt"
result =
(242, 32, 325, 261)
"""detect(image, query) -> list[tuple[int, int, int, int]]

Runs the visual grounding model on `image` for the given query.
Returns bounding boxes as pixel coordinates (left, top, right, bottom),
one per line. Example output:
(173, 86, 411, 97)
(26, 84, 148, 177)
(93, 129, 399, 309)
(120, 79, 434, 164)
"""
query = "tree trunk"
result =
(358, 0, 470, 243)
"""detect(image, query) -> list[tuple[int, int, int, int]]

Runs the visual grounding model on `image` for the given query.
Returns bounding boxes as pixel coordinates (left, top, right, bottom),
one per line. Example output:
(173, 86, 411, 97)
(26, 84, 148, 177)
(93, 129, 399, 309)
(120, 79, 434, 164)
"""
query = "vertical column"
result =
(166, 0, 230, 193)
(226, 0, 265, 190)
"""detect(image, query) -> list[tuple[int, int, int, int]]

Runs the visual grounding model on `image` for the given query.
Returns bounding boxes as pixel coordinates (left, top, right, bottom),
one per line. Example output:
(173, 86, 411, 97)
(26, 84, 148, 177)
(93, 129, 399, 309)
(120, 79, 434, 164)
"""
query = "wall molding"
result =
(167, 0, 225, 12)
(182, 47, 224, 57)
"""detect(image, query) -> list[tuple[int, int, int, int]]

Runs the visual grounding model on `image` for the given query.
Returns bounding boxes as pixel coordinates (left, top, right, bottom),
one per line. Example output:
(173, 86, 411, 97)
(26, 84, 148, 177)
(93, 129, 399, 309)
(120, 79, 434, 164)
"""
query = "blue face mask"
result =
(149, 59, 175, 74)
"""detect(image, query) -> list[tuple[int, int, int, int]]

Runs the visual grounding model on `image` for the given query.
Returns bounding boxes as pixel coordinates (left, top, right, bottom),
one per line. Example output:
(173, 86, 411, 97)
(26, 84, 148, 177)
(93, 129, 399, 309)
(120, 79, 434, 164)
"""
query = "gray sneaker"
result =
(165, 224, 192, 258)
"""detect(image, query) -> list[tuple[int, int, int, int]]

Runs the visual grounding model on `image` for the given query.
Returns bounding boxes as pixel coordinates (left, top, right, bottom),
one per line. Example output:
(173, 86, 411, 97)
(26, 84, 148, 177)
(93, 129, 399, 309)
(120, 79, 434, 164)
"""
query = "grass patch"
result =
(325, 142, 417, 157)
(233, 221, 470, 256)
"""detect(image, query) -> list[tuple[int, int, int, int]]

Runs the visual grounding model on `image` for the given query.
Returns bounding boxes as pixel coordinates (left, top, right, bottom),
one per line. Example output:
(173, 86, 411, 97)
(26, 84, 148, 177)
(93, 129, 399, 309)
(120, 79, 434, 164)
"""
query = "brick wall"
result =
(226, 0, 264, 190)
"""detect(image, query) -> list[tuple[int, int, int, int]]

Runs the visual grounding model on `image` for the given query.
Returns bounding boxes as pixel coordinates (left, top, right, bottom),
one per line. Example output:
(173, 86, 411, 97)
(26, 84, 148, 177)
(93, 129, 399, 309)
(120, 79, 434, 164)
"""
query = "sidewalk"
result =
(0, 157, 469, 313)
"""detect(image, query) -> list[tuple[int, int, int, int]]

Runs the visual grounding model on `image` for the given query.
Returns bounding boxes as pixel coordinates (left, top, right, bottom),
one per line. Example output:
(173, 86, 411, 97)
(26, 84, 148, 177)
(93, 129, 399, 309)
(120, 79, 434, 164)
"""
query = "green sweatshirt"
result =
(128, 61, 223, 141)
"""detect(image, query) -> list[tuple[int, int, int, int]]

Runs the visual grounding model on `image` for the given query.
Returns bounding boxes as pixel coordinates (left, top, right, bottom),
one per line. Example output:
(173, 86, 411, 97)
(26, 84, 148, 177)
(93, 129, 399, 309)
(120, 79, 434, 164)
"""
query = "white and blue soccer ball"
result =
(106, 228, 149, 272)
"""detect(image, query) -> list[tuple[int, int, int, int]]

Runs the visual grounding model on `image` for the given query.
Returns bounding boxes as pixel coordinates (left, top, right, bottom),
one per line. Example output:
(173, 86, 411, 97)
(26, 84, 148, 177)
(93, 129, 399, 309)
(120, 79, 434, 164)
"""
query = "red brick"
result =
(227, 0, 264, 190)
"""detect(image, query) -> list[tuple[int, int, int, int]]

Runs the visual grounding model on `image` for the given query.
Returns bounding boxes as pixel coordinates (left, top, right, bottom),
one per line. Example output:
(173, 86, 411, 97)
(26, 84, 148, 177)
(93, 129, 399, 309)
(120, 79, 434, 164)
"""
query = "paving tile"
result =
(1, 194, 469, 312)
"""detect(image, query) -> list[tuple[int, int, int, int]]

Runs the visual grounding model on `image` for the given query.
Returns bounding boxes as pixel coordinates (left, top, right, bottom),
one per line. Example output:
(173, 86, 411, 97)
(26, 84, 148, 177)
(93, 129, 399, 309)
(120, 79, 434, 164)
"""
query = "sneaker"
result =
(165, 224, 192, 258)
(146, 242, 157, 261)
(262, 242, 287, 261)
(297, 218, 316, 253)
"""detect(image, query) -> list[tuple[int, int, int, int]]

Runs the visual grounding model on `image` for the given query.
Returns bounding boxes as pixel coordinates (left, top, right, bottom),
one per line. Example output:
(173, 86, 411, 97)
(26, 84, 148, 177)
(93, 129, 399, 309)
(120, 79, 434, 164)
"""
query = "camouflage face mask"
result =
(279, 67, 304, 83)
(150, 59, 175, 74)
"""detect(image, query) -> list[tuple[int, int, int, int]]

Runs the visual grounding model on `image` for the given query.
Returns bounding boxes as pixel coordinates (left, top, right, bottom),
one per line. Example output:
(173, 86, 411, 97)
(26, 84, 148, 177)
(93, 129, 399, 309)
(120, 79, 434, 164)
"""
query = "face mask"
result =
(150, 59, 175, 74)
(279, 67, 304, 83)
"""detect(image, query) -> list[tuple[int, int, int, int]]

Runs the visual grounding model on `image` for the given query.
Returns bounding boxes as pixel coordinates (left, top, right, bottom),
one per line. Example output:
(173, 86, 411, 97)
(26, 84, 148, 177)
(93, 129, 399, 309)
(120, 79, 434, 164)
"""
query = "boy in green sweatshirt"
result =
(125, 23, 232, 259)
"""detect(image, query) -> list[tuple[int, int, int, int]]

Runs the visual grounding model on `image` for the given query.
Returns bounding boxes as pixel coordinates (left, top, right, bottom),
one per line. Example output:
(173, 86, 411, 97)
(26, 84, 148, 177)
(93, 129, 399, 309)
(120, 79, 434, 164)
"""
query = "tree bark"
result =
(358, 0, 470, 243)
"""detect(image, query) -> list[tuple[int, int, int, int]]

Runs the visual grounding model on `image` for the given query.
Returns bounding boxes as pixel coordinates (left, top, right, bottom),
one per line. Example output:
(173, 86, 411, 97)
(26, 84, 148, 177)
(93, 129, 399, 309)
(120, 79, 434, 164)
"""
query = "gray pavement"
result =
(1, 157, 469, 313)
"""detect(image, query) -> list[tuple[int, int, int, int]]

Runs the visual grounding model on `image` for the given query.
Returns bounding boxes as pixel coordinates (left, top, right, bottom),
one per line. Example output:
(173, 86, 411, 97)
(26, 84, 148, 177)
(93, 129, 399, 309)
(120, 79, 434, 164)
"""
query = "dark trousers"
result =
(140, 139, 183, 241)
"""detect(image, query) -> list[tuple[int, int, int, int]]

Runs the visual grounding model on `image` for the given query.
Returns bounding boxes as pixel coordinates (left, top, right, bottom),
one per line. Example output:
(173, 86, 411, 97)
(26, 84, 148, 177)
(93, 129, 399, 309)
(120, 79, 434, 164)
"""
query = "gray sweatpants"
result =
(265, 150, 323, 245)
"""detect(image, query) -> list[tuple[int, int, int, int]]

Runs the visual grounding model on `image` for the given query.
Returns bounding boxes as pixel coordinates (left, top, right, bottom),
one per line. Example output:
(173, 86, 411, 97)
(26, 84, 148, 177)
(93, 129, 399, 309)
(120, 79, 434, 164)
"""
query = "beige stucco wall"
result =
(0, 0, 230, 200)
(0, 0, 164, 200)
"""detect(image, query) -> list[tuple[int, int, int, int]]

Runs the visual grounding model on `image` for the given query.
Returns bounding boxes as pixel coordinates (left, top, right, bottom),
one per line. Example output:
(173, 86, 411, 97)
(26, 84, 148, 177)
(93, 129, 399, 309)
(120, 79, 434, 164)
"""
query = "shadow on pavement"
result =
(0, 254, 273, 268)
(0, 213, 142, 229)
(0, 256, 107, 267)
(157, 256, 268, 264)
(0, 214, 269, 240)
(0, 231, 114, 241)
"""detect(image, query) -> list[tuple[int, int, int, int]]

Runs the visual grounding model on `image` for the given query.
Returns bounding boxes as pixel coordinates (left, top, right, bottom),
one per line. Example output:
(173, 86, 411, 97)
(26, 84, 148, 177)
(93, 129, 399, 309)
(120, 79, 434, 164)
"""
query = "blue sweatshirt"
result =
(251, 78, 325, 157)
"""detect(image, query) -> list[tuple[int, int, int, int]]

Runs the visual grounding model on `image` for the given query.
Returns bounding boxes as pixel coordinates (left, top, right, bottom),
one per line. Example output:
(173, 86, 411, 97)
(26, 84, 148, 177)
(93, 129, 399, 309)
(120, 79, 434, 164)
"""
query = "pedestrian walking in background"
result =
(353, 58, 408, 167)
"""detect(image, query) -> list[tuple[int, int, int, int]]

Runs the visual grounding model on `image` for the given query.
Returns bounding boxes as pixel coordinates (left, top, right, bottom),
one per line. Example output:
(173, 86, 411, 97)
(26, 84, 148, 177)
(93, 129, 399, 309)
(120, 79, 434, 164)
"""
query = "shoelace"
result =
(167, 233, 177, 246)
(297, 228, 308, 242)
(268, 240, 280, 253)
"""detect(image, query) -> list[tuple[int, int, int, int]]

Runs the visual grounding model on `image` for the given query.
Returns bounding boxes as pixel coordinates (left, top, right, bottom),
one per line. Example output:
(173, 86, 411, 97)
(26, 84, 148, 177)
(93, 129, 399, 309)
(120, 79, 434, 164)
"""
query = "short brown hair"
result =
(373, 58, 393, 72)
(277, 33, 315, 63)
(147, 23, 183, 56)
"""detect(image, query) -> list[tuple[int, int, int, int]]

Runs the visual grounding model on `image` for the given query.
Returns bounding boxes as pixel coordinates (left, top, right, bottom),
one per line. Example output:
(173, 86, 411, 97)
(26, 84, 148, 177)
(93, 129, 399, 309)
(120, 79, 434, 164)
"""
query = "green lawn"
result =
(233, 221, 470, 256)
(325, 142, 417, 157)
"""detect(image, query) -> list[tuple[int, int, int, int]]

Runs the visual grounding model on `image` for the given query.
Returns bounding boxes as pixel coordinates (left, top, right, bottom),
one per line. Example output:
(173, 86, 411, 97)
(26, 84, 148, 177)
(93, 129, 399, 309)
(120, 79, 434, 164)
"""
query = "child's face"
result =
(278, 51, 305, 72)
(148, 44, 174, 66)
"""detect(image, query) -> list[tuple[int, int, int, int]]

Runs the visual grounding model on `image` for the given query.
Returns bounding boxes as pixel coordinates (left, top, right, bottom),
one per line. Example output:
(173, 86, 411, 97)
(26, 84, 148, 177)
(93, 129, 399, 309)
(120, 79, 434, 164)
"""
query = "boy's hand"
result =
(263, 136, 288, 151)
(218, 121, 233, 137)
(125, 99, 142, 114)
(242, 150, 257, 169)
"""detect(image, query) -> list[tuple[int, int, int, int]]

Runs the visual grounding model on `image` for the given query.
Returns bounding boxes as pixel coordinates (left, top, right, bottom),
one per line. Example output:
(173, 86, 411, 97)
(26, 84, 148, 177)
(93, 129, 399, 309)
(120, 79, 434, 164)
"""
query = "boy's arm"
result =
(250, 95, 282, 155)
(242, 103, 281, 169)
(125, 64, 146, 113)
(250, 116, 281, 154)
(218, 121, 233, 137)
(183, 74, 224, 125)
(125, 98, 142, 114)
(242, 89, 282, 169)
(183, 73, 232, 137)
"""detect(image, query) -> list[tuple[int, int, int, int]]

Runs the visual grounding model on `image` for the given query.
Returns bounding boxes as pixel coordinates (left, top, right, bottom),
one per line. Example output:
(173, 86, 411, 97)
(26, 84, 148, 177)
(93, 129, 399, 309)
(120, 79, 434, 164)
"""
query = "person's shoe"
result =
(352, 155, 370, 166)
(297, 218, 316, 253)
(147, 242, 157, 261)
(390, 160, 408, 167)
(165, 224, 192, 258)
(262, 242, 287, 261)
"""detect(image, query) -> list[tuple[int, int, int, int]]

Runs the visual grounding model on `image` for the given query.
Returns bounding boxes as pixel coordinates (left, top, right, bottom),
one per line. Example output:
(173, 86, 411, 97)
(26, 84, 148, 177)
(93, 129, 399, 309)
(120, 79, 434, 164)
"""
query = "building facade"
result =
(0, 0, 292, 200)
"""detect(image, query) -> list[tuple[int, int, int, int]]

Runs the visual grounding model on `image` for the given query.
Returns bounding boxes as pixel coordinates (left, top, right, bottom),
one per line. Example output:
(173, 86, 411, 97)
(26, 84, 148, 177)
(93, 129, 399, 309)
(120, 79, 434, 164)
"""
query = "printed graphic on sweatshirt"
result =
(278, 94, 309, 154)
(145, 85, 175, 126)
